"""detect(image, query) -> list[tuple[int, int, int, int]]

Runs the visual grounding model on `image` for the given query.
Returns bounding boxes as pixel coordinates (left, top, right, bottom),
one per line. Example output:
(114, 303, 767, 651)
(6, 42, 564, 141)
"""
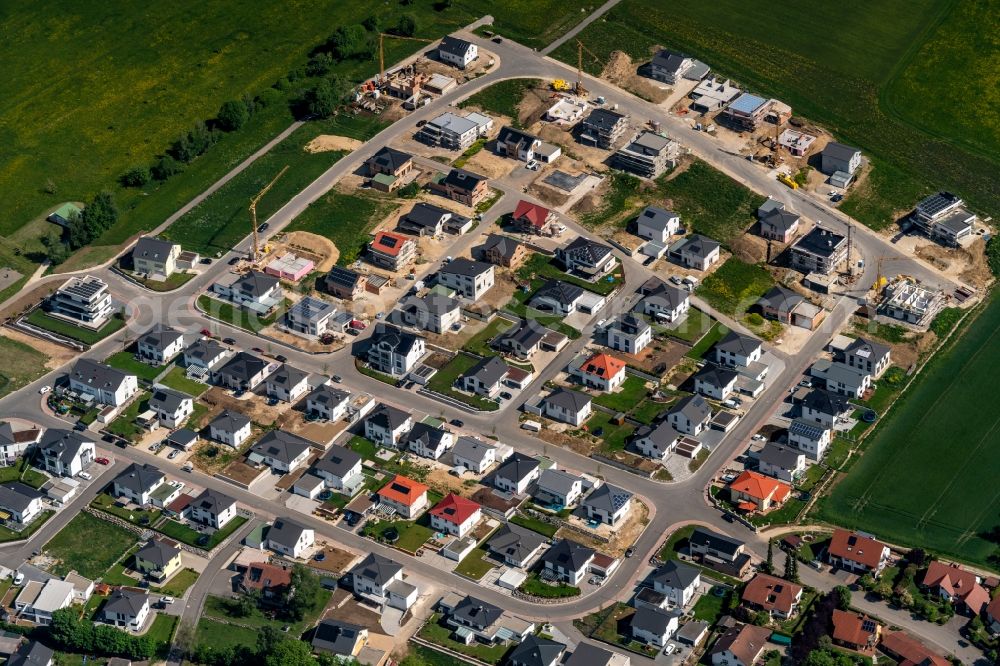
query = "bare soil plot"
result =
(615, 337, 688, 376)
(0, 327, 76, 370)
(304, 135, 364, 153)
(600, 51, 671, 104)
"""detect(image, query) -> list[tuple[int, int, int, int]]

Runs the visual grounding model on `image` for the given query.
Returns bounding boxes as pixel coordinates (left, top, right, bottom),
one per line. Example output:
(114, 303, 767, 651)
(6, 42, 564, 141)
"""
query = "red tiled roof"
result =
(831, 609, 878, 648)
(378, 474, 429, 507)
(371, 230, 411, 257)
(710, 623, 771, 666)
(166, 493, 194, 515)
(581, 353, 626, 379)
(828, 529, 888, 570)
(513, 200, 551, 228)
(741, 573, 802, 615)
(242, 562, 292, 593)
(921, 561, 989, 613)
(428, 493, 480, 526)
(728, 470, 792, 504)
(879, 630, 950, 666)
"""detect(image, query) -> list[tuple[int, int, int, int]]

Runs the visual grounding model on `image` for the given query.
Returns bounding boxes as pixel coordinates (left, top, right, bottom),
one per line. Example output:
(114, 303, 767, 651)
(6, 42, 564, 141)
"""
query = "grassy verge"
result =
(44, 512, 137, 578)
(25, 310, 124, 345)
(128, 270, 199, 292)
(520, 572, 580, 598)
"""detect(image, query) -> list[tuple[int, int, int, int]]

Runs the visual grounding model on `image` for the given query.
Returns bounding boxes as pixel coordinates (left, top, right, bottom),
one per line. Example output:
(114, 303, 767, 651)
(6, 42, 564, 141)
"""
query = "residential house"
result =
(211, 270, 284, 314)
(377, 475, 429, 519)
(249, 430, 313, 474)
(666, 394, 712, 435)
(637, 280, 690, 323)
(183, 338, 228, 374)
(438, 35, 478, 69)
(820, 142, 862, 176)
(265, 363, 311, 403)
(689, 527, 747, 564)
(429, 493, 481, 537)
(650, 49, 707, 84)
(529, 279, 585, 315)
(112, 463, 165, 506)
(541, 539, 595, 585)
(438, 593, 535, 645)
(710, 624, 771, 666)
(669, 234, 720, 271)
(759, 207, 801, 243)
(208, 410, 252, 448)
(693, 364, 738, 400)
(787, 418, 831, 460)
(831, 609, 881, 653)
(756, 285, 804, 323)
(324, 266, 367, 300)
(7, 641, 55, 666)
(534, 468, 583, 508)
(137, 324, 185, 364)
(842, 337, 891, 378)
(394, 293, 461, 334)
(313, 445, 364, 495)
(439, 258, 495, 300)
(215, 352, 271, 391)
(15, 578, 75, 625)
(0, 483, 44, 524)
(398, 202, 453, 237)
(0, 422, 41, 467)
(756, 444, 806, 483)
(715, 331, 763, 368)
(266, 517, 314, 558)
(496, 319, 549, 359)
(311, 619, 368, 660)
(879, 630, 951, 666)
(366, 146, 413, 192)
(542, 388, 592, 426)
(349, 553, 417, 610)
(284, 296, 337, 337)
(742, 573, 803, 619)
(305, 384, 350, 421)
(67, 359, 138, 407)
(417, 111, 492, 150)
(727, 470, 792, 513)
(507, 635, 565, 666)
(614, 131, 677, 178)
(920, 561, 990, 615)
(496, 126, 541, 162)
(632, 422, 680, 461)
(367, 230, 417, 271)
(606, 313, 652, 355)
(493, 452, 540, 495)
(37, 429, 95, 478)
(188, 488, 238, 529)
(132, 236, 181, 278)
(512, 202, 559, 240)
(579, 108, 628, 149)
(910, 191, 977, 246)
(985, 595, 1000, 635)
(482, 234, 527, 268)
(488, 522, 547, 568)
(636, 206, 680, 243)
(364, 403, 413, 447)
(582, 483, 633, 526)
(790, 226, 847, 275)
(366, 324, 425, 377)
(430, 168, 489, 207)
(406, 422, 454, 460)
(451, 436, 496, 474)
(652, 560, 701, 608)
(240, 561, 292, 602)
(815, 361, 871, 398)
(147, 387, 193, 429)
(721, 92, 775, 131)
(566, 643, 631, 666)
(827, 529, 891, 576)
(556, 237, 616, 278)
(134, 540, 182, 581)
(575, 352, 627, 391)
(630, 607, 681, 648)
(46, 275, 114, 328)
(460, 356, 508, 397)
(799, 388, 851, 428)
(101, 589, 150, 631)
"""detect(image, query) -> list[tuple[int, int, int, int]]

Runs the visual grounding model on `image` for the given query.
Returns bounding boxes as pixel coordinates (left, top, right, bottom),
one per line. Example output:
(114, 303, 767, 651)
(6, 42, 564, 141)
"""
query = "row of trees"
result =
(42, 191, 119, 265)
(48, 607, 156, 661)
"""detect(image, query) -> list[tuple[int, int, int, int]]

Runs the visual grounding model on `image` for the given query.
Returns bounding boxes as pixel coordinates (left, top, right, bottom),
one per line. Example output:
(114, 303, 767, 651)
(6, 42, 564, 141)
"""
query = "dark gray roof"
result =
(788, 418, 828, 442)
(482, 234, 522, 262)
(350, 552, 402, 586)
(136, 539, 180, 568)
(369, 146, 412, 172)
(369, 323, 423, 357)
(488, 522, 546, 561)
(442, 167, 487, 191)
(452, 436, 494, 465)
(268, 517, 310, 548)
(39, 428, 93, 464)
(651, 49, 688, 72)
(801, 388, 850, 415)
(69, 358, 132, 391)
(634, 421, 679, 447)
(439, 35, 475, 58)
(716, 330, 762, 357)
(366, 403, 411, 430)
(218, 352, 269, 382)
(537, 468, 580, 497)
(844, 336, 891, 362)
(757, 285, 804, 313)
(148, 386, 192, 413)
(652, 560, 701, 589)
(312, 619, 366, 656)
(792, 226, 846, 258)
(138, 324, 184, 352)
(677, 234, 720, 259)
(463, 355, 508, 386)
(694, 364, 739, 389)
(668, 394, 711, 423)
(232, 270, 279, 299)
(610, 312, 650, 336)
(251, 430, 313, 464)
(630, 606, 680, 635)
(133, 236, 177, 261)
(690, 526, 744, 556)
(822, 141, 860, 161)
(307, 384, 350, 408)
(640, 282, 689, 311)
(315, 444, 362, 478)
(507, 634, 565, 666)
(582, 483, 632, 514)
(401, 202, 452, 231)
(421, 292, 460, 316)
(442, 257, 492, 278)
(113, 463, 164, 495)
(637, 205, 677, 231)
(497, 126, 540, 147)
(209, 409, 251, 433)
(757, 444, 803, 470)
(0, 483, 44, 514)
(541, 538, 595, 572)
(451, 595, 503, 630)
(406, 422, 450, 450)
(559, 236, 613, 265)
(325, 266, 363, 290)
(499, 319, 548, 349)
(760, 208, 800, 232)
(495, 452, 539, 485)
(286, 296, 335, 324)
(544, 387, 591, 413)
(582, 108, 626, 132)
(102, 589, 148, 619)
(566, 643, 616, 666)
(532, 279, 584, 307)
(7, 640, 55, 666)
(193, 488, 236, 515)
(185, 338, 227, 363)
(267, 363, 310, 390)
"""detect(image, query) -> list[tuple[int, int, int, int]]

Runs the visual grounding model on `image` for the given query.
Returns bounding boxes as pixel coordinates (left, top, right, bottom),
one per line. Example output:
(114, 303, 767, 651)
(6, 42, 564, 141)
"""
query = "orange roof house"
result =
(377, 475, 430, 519)
(921, 561, 990, 614)
(741, 573, 803, 619)
(831, 609, 880, 653)
(513, 200, 555, 233)
(879, 630, 950, 666)
(727, 470, 791, 512)
(368, 230, 416, 270)
(827, 529, 891, 576)
(240, 562, 292, 599)
(577, 353, 627, 391)
(428, 493, 482, 537)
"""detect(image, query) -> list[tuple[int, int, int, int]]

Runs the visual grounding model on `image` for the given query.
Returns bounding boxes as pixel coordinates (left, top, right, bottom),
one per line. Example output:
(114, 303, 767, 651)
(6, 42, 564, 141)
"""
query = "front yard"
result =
(582, 412, 636, 452)
(105, 391, 151, 442)
(157, 515, 248, 550)
(91, 492, 162, 527)
(418, 613, 511, 664)
(520, 572, 580, 598)
(454, 545, 496, 580)
(0, 458, 48, 489)
(517, 252, 622, 297)
(362, 518, 433, 554)
(104, 351, 166, 383)
(425, 352, 499, 412)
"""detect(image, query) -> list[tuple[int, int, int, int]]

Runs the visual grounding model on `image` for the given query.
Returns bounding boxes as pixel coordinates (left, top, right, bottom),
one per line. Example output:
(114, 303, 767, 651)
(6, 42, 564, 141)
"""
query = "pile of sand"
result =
(600, 51, 670, 104)
(304, 135, 364, 153)
(283, 231, 339, 271)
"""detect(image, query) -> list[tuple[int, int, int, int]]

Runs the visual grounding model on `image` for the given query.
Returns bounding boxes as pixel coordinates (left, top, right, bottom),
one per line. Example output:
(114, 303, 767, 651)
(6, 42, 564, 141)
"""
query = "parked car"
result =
(798, 378, 813, 388)
(722, 398, 739, 409)
(168, 450, 181, 460)
(200, 257, 213, 265)
(38, 386, 50, 395)
(275, 354, 288, 363)
(663, 644, 676, 655)
(525, 160, 539, 171)
(252, 347, 264, 353)
(669, 275, 683, 285)
(625, 547, 636, 558)
(228, 256, 240, 266)
(500, 391, 513, 400)
(223, 337, 236, 345)
(751, 434, 766, 442)
(73, 422, 87, 431)
(13, 572, 24, 586)
(200, 328, 212, 337)
(449, 419, 464, 428)
(160, 596, 174, 605)
(78, 471, 92, 481)
(95, 457, 110, 465)
(332, 375, 342, 383)
(257, 222, 269, 233)
(492, 36, 503, 43)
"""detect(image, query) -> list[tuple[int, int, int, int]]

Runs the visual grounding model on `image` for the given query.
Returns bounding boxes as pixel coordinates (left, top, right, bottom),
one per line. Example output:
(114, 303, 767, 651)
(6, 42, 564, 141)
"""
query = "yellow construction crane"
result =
(378, 33, 436, 84)
(871, 255, 910, 297)
(249, 166, 289, 265)
(575, 39, 603, 96)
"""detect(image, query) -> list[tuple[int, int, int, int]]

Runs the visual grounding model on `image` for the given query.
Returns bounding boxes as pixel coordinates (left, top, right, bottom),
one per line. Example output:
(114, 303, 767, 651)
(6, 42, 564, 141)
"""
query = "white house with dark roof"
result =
(451, 436, 496, 474)
(137, 324, 185, 364)
(799, 389, 851, 428)
(631, 607, 681, 648)
(652, 560, 701, 608)
(636, 206, 680, 243)
(583, 483, 632, 525)
(787, 418, 831, 461)
(759, 206, 801, 243)
(366, 324, 425, 377)
(542, 388, 592, 426)
(37, 429, 94, 478)
(211, 270, 284, 314)
(67, 359, 138, 407)
(534, 468, 584, 507)
(313, 444, 364, 495)
(183, 338, 228, 374)
(364, 403, 413, 448)
(461, 355, 509, 397)
(715, 331, 763, 368)
(541, 539, 595, 585)
(265, 363, 311, 403)
(530, 279, 586, 315)
(820, 142, 862, 176)
(188, 488, 238, 529)
(350, 553, 417, 610)
(488, 522, 548, 568)
(756, 444, 806, 483)
(841, 337, 891, 379)
(0, 483, 45, 524)
(636, 279, 690, 323)
(606, 313, 652, 355)
(406, 422, 454, 460)
(248, 430, 313, 473)
(148, 386, 194, 428)
(305, 384, 350, 421)
(693, 364, 739, 400)
(632, 422, 680, 461)
(208, 410, 252, 447)
(556, 237, 617, 278)
(112, 463, 165, 506)
(284, 296, 338, 337)
(100, 589, 149, 632)
(813, 360, 871, 398)
(215, 352, 271, 391)
(267, 517, 314, 558)
(438, 35, 478, 69)
(393, 293, 461, 334)
(667, 395, 712, 435)
(132, 236, 181, 279)
(493, 452, 540, 495)
(669, 235, 720, 271)
(439, 258, 495, 300)
(508, 635, 566, 666)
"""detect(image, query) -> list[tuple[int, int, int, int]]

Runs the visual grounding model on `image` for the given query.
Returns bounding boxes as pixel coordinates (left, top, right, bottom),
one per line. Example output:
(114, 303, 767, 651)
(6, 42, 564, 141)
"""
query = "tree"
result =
(361, 15, 382, 32)
(393, 14, 417, 37)
(306, 52, 335, 77)
(802, 649, 838, 666)
(398, 181, 421, 198)
(41, 232, 70, 265)
(236, 588, 261, 616)
(833, 585, 852, 611)
(120, 165, 151, 187)
(217, 99, 250, 131)
(327, 24, 373, 60)
(789, 553, 800, 582)
(284, 565, 321, 621)
(764, 539, 775, 575)
(151, 155, 182, 181)
(306, 79, 339, 118)
(264, 638, 318, 666)
(784, 550, 795, 580)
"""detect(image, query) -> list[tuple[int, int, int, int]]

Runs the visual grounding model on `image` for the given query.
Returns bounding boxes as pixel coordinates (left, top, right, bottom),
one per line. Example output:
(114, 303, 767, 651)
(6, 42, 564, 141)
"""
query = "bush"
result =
(398, 181, 421, 198)
(747, 312, 765, 326)
(120, 165, 150, 188)
(151, 155, 182, 181)
(393, 14, 417, 37)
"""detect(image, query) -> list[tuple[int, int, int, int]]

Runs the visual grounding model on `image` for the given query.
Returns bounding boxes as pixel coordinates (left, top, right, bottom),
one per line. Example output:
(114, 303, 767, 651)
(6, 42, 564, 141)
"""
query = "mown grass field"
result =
(0, 335, 50, 398)
(696, 258, 776, 316)
(815, 293, 1000, 569)
(44, 512, 137, 579)
(551, 0, 999, 227)
(284, 190, 399, 267)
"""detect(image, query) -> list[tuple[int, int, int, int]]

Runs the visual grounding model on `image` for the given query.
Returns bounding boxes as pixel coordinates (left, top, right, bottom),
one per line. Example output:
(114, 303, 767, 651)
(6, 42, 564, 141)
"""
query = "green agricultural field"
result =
(284, 190, 399, 267)
(551, 0, 999, 227)
(815, 293, 1000, 569)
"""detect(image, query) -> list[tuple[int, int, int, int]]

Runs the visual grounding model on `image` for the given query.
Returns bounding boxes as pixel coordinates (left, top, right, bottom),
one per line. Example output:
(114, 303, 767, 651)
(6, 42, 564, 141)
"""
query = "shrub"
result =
(151, 155, 182, 181)
(119, 165, 150, 188)
(217, 99, 250, 132)
(747, 312, 764, 326)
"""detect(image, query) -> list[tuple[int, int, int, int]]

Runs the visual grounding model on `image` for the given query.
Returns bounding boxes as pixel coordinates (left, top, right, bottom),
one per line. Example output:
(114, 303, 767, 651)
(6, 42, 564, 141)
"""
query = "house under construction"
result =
(879, 278, 945, 328)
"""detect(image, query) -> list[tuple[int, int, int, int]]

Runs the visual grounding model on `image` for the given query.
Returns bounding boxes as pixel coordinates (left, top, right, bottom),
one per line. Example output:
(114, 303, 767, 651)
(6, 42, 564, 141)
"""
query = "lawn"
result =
(419, 613, 511, 664)
(25, 310, 125, 345)
(517, 252, 622, 296)
(105, 391, 151, 442)
(425, 352, 500, 411)
(504, 281, 581, 340)
(454, 545, 496, 580)
(157, 515, 249, 550)
(658, 307, 715, 343)
(0, 335, 50, 399)
(550, 0, 999, 227)
(158, 366, 208, 397)
(362, 518, 433, 554)
(815, 293, 1000, 569)
(284, 190, 400, 267)
(462, 317, 514, 356)
(0, 510, 54, 543)
(104, 351, 165, 383)
(128, 270, 199, 293)
(154, 568, 201, 598)
(197, 294, 287, 333)
(592, 376, 649, 412)
(146, 613, 180, 657)
(585, 411, 636, 452)
(404, 644, 470, 666)
(579, 172, 646, 229)
(458, 79, 543, 124)
(91, 492, 162, 527)
(696, 259, 776, 316)
(631, 399, 667, 425)
(692, 587, 728, 624)
(520, 572, 580, 598)
(685, 321, 726, 359)
(44, 512, 137, 579)
(195, 618, 261, 653)
(0, 458, 48, 489)
(203, 587, 331, 636)
(510, 513, 558, 538)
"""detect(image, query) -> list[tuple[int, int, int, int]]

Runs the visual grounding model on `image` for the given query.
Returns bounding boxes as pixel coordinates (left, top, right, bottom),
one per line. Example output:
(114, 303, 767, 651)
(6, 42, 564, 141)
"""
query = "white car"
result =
(752, 434, 766, 442)
(594, 319, 607, 329)
(13, 572, 24, 586)
(722, 398, 739, 409)
(160, 596, 175, 605)
(38, 386, 51, 395)
(663, 644, 676, 655)
(78, 471, 92, 481)
(525, 160, 539, 171)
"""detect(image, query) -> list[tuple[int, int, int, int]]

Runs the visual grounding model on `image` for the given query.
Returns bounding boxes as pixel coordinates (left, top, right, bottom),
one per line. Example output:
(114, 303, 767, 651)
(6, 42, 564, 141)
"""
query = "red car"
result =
(95, 457, 110, 465)
(349, 319, 367, 330)
(200, 328, 212, 337)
